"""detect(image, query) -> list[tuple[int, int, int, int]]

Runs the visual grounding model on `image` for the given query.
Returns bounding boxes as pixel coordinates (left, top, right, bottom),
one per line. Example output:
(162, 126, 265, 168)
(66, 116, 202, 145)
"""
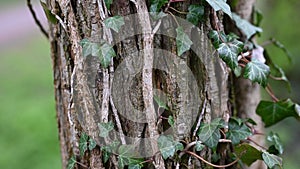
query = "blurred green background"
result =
(0, 0, 299, 169)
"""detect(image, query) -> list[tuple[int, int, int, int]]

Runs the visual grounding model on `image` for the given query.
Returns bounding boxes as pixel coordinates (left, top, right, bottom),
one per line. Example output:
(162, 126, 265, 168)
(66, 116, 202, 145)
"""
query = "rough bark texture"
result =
(46, 0, 263, 168)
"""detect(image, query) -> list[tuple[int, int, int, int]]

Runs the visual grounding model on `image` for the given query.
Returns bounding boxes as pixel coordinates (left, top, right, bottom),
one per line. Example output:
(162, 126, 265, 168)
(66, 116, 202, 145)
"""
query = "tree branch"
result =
(27, 0, 49, 38)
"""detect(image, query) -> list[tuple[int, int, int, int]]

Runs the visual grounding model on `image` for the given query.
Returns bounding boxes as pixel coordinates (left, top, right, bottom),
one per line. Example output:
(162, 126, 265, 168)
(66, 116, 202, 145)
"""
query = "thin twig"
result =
(169, 7, 188, 14)
(185, 150, 240, 168)
(247, 138, 267, 150)
(265, 85, 279, 102)
(27, 0, 49, 38)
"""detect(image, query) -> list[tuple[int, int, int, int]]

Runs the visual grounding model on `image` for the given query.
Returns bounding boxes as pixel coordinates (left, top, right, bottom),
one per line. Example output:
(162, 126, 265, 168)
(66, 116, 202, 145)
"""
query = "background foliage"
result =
(0, 0, 299, 168)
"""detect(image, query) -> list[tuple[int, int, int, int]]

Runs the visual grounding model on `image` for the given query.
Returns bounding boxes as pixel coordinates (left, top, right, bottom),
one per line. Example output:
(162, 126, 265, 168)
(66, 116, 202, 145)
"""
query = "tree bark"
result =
(46, 0, 264, 168)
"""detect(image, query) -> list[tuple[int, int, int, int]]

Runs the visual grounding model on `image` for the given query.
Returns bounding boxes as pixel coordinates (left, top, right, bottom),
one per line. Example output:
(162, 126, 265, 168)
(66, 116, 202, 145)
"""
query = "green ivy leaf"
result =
(168, 116, 174, 127)
(158, 135, 183, 159)
(226, 118, 252, 144)
(232, 13, 262, 40)
(104, 0, 113, 9)
(262, 151, 283, 169)
(40, 1, 58, 24)
(154, 95, 169, 110)
(254, 8, 263, 27)
(89, 138, 97, 150)
(79, 133, 89, 156)
(217, 42, 240, 70)
(104, 16, 125, 33)
(176, 26, 193, 56)
(195, 141, 205, 151)
(208, 30, 221, 48)
(205, 0, 232, 18)
(256, 99, 300, 127)
(186, 5, 204, 25)
(243, 60, 270, 87)
(117, 145, 142, 169)
(150, 0, 168, 13)
(67, 155, 76, 169)
(98, 121, 114, 138)
(235, 143, 262, 166)
(267, 132, 283, 155)
(101, 146, 112, 163)
(98, 42, 116, 68)
(197, 118, 224, 148)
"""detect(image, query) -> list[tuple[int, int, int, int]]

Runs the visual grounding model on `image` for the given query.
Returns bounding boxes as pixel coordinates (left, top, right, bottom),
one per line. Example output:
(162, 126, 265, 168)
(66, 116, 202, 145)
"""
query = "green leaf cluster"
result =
(157, 135, 183, 159)
(226, 118, 252, 145)
(117, 145, 144, 169)
(208, 30, 243, 70)
(80, 39, 116, 68)
(256, 99, 300, 127)
(104, 16, 125, 33)
(186, 5, 204, 25)
(98, 121, 114, 138)
(197, 118, 224, 148)
(79, 133, 97, 157)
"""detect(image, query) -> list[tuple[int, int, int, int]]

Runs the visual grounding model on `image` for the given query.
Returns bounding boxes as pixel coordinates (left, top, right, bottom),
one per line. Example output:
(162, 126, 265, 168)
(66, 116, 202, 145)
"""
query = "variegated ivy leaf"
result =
(186, 5, 204, 25)
(98, 121, 114, 138)
(217, 39, 243, 70)
(205, 0, 232, 18)
(243, 60, 270, 87)
(232, 13, 262, 40)
(176, 26, 193, 56)
(80, 39, 116, 68)
(104, 15, 125, 32)
(262, 151, 282, 169)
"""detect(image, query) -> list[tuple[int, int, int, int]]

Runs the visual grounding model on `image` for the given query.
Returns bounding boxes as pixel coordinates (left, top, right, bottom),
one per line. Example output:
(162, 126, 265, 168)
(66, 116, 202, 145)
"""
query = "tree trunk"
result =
(46, 0, 263, 168)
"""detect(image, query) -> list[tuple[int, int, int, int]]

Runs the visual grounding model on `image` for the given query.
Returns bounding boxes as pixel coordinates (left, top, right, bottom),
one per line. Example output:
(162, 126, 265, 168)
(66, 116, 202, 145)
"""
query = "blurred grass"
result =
(0, 36, 61, 169)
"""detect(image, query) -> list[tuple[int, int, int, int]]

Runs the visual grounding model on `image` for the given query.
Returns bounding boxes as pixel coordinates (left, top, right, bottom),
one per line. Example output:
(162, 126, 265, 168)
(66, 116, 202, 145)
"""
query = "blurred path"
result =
(0, 3, 47, 49)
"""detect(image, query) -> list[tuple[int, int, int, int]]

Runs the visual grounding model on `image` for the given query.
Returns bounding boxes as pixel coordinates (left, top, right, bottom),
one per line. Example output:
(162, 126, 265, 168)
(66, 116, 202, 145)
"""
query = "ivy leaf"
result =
(232, 13, 262, 40)
(98, 42, 116, 68)
(158, 135, 183, 159)
(176, 27, 193, 56)
(149, 0, 168, 13)
(195, 141, 205, 151)
(254, 8, 263, 27)
(186, 5, 204, 25)
(80, 39, 96, 57)
(154, 95, 169, 110)
(118, 145, 142, 169)
(197, 118, 224, 148)
(243, 60, 270, 87)
(79, 133, 89, 156)
(101, 146, 112, 163)
(104, 0, 113, 9)
(168, 116, 174, 127)
(104, 16, 125, 33)
(89, 137, 97, 150)
(205, 0, 232, 18)
(235, 143, 262, 166)
(217, 42, 239, 70)
(267, 132, 283, 155)
(256, 99, 300, 127)
(67, 155, 76, 169)
(40, 1, 58, 24)
(208, 30, 221, 48)
(98, 121, 114, 138)
(226, 118, 252, 144)
(262, 151, 283, 169)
